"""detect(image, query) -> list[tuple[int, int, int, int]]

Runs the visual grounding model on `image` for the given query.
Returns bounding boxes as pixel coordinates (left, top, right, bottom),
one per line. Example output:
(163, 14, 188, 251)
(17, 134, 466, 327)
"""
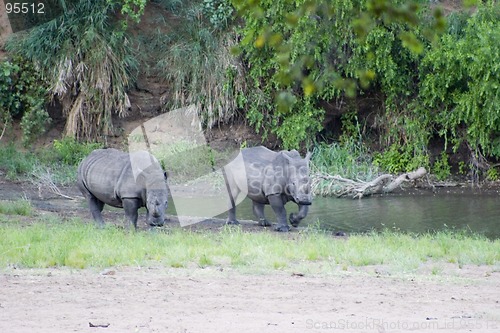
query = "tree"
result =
(230, 0, 449, 149)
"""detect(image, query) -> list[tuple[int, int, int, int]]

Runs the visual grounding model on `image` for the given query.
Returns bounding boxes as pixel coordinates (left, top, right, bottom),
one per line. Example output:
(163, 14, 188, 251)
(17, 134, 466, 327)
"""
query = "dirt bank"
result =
(0, 265, 499, 333)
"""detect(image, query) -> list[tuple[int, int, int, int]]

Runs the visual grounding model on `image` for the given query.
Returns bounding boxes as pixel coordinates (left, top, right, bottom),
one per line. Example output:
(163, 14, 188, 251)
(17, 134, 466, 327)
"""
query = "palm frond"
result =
(7, 0, 137, 141)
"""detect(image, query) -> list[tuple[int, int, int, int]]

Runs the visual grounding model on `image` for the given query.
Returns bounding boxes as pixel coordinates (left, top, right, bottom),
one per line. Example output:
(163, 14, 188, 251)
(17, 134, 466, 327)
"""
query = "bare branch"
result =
(312, 168, 427, 199)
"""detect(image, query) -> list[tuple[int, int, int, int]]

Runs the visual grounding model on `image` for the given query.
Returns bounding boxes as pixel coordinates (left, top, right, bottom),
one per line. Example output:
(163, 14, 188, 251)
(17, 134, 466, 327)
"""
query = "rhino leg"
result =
(268, 195, 290, 232)
(225, 185, 240, 225)
(122, 198, 140, 230)
(226, 206, 240, 225)
(79, 184, 105, 227)
(252, 201, 271, 227)
(88, 197, 105, 228)
(290, 204, 309, 227)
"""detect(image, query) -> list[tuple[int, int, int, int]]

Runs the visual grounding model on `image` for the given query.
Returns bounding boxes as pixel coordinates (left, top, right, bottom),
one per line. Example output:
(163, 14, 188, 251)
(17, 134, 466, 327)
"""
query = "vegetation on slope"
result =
(1, 0, 499, 181)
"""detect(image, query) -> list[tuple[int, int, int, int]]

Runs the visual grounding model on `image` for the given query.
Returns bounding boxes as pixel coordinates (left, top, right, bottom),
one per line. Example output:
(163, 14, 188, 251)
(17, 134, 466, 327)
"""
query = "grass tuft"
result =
(0, 200, 33, 216)
(0, 144, 37, 180)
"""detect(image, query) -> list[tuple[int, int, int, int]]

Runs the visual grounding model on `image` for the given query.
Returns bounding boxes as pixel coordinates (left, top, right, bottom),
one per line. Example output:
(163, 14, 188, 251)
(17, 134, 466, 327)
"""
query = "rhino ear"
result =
(279, 151, 293, 164)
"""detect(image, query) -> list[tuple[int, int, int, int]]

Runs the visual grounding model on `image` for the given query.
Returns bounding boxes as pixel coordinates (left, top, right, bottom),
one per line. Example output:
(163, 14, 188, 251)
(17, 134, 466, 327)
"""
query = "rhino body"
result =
(77, 148, 168, 229)
(223, 146, 312, 232)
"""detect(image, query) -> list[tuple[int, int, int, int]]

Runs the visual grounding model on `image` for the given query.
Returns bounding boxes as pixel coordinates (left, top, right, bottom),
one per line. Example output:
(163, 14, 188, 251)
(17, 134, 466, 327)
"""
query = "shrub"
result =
(7, 0, 137, 141)
(432, 151, 451, 181)
(154, 1, 246, 129)
(419, 4, 500, 158)
(373, 144, 429, 174)
(0, 144, 37, 179)
(0, 57, 50, 145)
(52, 137, 103, 165)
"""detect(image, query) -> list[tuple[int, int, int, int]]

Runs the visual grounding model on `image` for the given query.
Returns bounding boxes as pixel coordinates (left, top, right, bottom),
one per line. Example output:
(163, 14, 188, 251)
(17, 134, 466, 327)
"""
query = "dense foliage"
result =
(0, 57, 50, 145)
(3, 0, 499, 180)
(232, 0, 499, 176)
(152, 0, 246, 127)
(231, 0, 447, 150)
(420, 6, 500, 159)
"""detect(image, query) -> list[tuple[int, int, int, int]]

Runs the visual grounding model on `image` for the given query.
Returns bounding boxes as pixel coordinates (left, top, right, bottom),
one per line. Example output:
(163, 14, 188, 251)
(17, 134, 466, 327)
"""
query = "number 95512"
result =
(5, 2, 45, 14)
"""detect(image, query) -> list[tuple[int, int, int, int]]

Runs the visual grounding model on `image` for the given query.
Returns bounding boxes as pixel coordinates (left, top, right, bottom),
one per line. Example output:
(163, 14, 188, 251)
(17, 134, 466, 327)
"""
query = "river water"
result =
(2, 183, 497, 239)
(307, 194, 500, 239)
(183, 192, 500, 239)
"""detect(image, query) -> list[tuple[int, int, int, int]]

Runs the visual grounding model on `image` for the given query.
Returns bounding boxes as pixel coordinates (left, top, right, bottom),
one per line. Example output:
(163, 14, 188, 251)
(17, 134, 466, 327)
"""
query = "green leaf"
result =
(399, 31, 424, 54)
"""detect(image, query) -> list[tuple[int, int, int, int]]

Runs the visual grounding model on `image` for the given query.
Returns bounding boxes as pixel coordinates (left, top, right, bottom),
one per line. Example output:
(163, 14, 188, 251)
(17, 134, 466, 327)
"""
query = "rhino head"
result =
(143, 169, 169, 227)
(146, 188, 168, 226)
(283, 151, 312, 206)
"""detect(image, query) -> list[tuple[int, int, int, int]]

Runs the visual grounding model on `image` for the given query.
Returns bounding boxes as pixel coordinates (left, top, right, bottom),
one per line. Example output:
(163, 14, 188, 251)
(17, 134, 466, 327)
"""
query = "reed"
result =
(311, 140, 380, 196)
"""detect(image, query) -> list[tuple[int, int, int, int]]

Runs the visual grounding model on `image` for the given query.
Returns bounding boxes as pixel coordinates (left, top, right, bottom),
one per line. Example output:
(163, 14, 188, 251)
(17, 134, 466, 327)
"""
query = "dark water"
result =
(308, 194, 500, 239)
(201, 194, 500, 239)
(4, 186, 497, 239)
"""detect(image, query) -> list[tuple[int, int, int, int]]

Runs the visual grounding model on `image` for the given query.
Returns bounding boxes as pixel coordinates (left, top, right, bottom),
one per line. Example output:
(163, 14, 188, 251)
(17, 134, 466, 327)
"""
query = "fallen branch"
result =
(29, 168, 75, 200)
(353, 174, 393, 199)
(383, 167, 427, 192)
(312, 167, 427, 199)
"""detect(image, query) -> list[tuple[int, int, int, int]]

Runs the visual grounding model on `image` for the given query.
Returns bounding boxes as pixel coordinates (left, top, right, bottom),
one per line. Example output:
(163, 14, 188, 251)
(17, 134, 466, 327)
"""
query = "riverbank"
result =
(1, 207, 499, 271)
(1, 201, 499, 332)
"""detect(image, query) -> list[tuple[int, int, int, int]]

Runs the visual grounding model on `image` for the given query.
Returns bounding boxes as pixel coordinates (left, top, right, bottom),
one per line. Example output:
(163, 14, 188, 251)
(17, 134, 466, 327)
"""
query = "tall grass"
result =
(0, 200, 32, 216)
(0, 139, 102, 185)
(0, 144, 38, 179)
(0, 219, 498, 272)
(311, 139, 380, 196)
(152, 2, 246, 127)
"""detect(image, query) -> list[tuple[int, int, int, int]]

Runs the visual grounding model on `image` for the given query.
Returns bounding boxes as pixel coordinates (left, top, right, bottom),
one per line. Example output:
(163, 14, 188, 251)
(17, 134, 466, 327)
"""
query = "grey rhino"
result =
(77, 148, 168, 229)
(223, 146, 312, 232)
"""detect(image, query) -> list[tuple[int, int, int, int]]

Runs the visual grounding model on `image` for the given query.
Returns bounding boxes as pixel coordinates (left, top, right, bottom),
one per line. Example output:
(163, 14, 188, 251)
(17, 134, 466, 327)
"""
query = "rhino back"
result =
(232, 146, 280, 202)
(241, 146, 277, 165)
(78, 149, 142, 207)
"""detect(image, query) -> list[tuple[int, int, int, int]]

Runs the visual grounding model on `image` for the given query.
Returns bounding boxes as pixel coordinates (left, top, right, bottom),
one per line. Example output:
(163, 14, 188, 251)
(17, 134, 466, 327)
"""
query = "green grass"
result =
(0, 139, 231, 189)
(0, 144, 38, 180)
(0, 139, 102, 186)
(153, 140, 235, 185)
(311, 140, 380, 196)
(0, 200, 33, 216)
(312, 140, 378, 180)
(0, 216, 498, 272)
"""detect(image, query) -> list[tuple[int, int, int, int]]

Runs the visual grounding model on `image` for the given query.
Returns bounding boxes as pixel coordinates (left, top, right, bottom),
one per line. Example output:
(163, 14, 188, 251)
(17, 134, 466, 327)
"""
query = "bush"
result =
(7, 0, 137, 141)
(432, 151, 451, 181)
(0, 57, 50, 145)
(147, 1, 245, 130)
(0, 144, 37, 179)
(52, 137, 103, 165)
(419, 4, 500, 158)
(373, 144, 429, 174)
